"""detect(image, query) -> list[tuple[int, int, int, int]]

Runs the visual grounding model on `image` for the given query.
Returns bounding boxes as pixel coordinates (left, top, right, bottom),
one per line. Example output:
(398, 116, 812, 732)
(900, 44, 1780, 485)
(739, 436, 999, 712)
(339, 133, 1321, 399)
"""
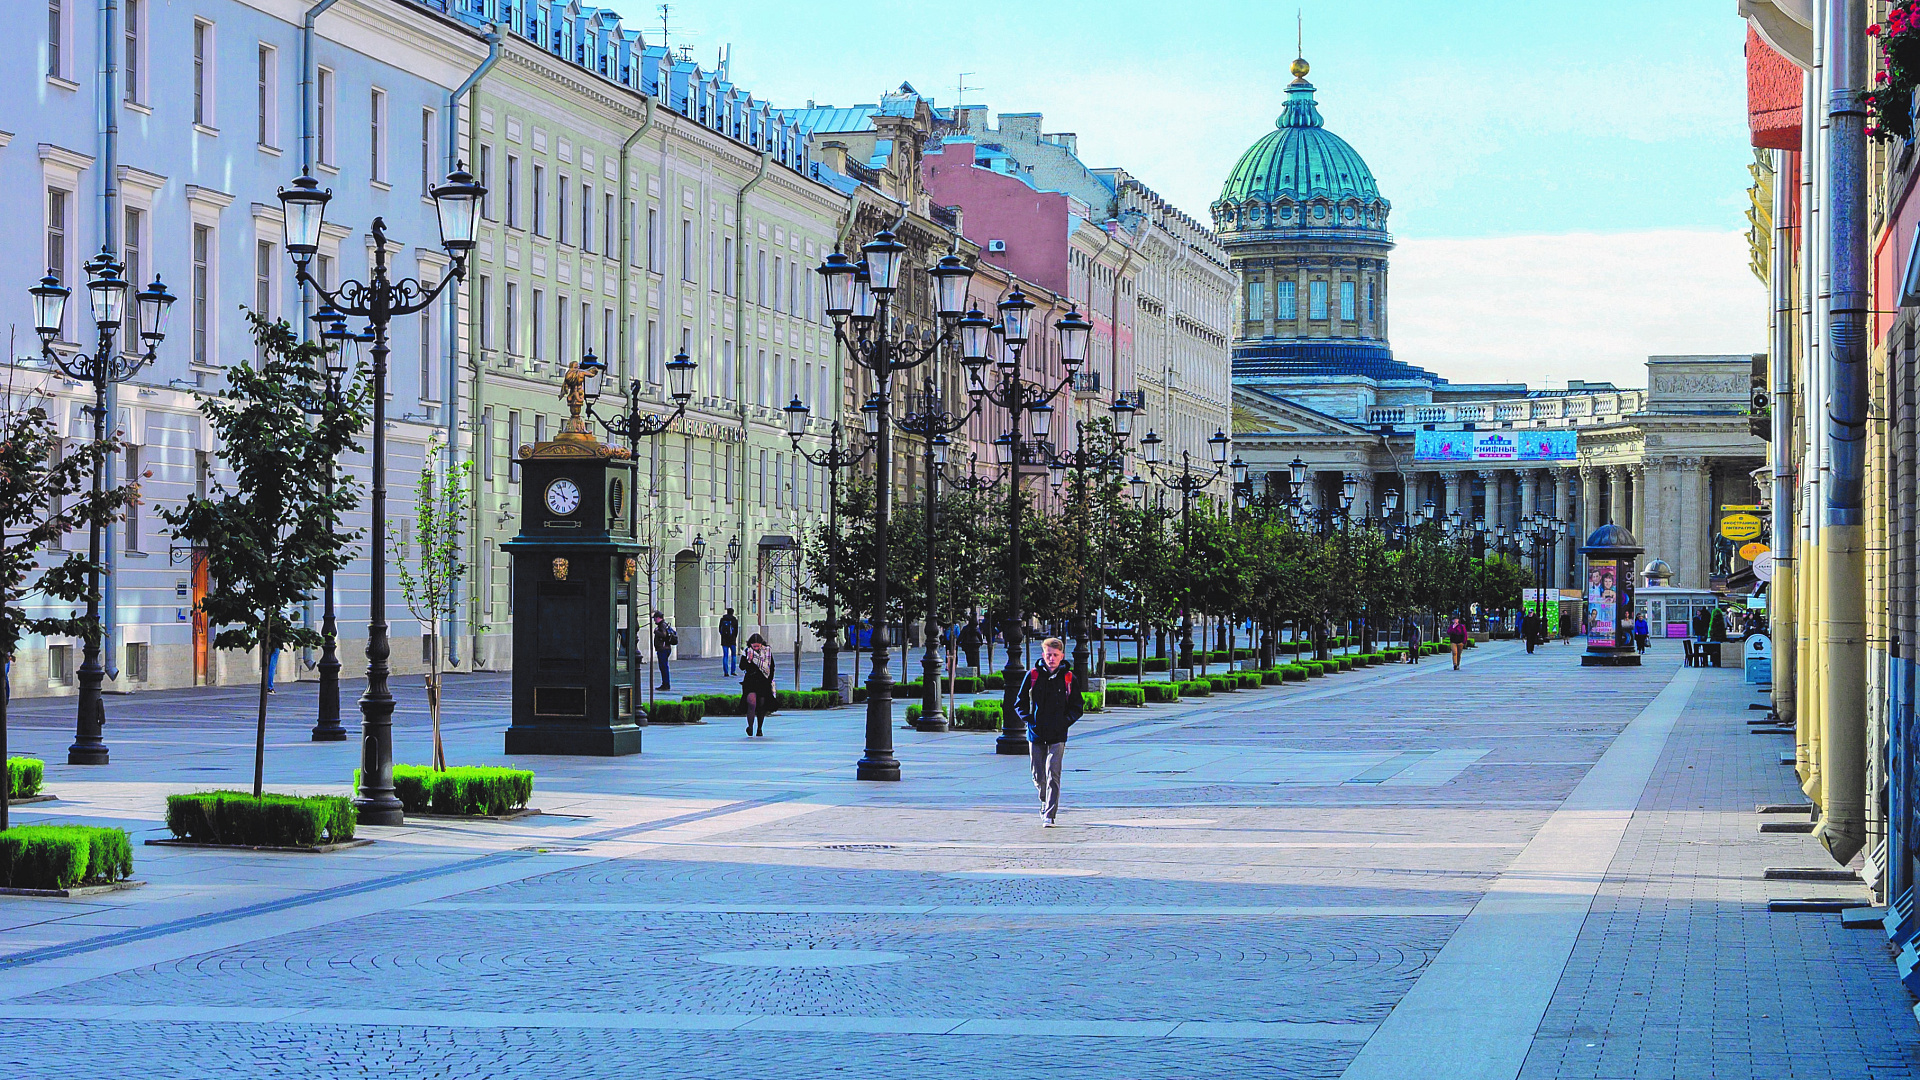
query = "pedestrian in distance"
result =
(1447, 615, 1468, 670)
(1015, 637, 1083, 827)
(652, 611, 677, 691)
(1633, 614, 1650, 654)
(740, 633, 775, 737)
(1406, 621, 1421, 664)
(719, 607, 740, 677)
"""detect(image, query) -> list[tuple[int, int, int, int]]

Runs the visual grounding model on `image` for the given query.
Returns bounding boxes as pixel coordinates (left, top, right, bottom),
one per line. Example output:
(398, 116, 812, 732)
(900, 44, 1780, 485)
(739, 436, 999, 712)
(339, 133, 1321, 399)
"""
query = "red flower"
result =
(1872, 22, 1883, 34)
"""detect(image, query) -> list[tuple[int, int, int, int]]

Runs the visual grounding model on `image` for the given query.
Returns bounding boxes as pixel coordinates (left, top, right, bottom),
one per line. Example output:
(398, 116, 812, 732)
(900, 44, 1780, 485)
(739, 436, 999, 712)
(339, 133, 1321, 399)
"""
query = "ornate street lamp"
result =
(1041, 404, 1132, 682)
(811, 233, 975, 780)
(1139, 426, 1232, 675)
(786, 396, 872, 700)
(308, 312, 364, 742)
(276, 164, 481, 824)
(970, 295, 1089, 756)
(28, 250, 175, 765)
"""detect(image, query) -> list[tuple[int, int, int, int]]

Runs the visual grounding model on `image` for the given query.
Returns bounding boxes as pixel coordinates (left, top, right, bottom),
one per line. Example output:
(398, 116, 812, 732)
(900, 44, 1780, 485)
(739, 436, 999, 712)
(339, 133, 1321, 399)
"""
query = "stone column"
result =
(1580, 466, 1601, 532)
(1443, 471, 1464, 523)
(1607, 465, 1629, 527)
(1556, 468, 1577, 588)
(1629, 463, 1647, 542)
(1518, 467, 1537, 524)
(1354, 471, 1376, 526)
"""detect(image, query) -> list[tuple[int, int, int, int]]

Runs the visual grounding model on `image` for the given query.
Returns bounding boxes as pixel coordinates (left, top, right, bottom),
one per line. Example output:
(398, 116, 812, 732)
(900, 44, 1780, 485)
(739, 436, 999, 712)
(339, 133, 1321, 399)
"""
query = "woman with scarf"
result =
(740, 633, 776, 737)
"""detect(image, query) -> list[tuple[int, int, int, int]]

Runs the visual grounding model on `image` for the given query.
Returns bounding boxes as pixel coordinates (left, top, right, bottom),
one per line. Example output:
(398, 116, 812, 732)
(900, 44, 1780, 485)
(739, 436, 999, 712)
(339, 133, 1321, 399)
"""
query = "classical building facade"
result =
(1221, 58, 1764, 592)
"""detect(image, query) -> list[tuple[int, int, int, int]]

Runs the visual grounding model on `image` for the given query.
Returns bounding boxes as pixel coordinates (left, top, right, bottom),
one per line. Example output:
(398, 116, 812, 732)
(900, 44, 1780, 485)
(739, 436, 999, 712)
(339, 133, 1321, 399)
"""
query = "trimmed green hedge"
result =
(1180, 680, 1212, 697)
(1205, 674, 1234, 693)
(648, 699, 707, 723)
(1258, 669, 1282, 685)
(1304, 661, 1328, 677)
(1382, 649, 1405, 662)
(165, 791, 357, 847)
(379, 765, 533, 817)
(953, 702, 1003, 731)
(1105, 684, 1146, 707)
(1282, 664, 1310, 682)
(1334, 657, 1353, 672)
(1081, 691, 1104, 714)
(686, 692, 745, 716)
(1234, 672, 1262, 689)
(778, 689, 837, 710)
(8, 757, 45, 800)
(951, 675, 983, 694)
(0, 825, 132, 890)
(1143, 682, 1181, 703)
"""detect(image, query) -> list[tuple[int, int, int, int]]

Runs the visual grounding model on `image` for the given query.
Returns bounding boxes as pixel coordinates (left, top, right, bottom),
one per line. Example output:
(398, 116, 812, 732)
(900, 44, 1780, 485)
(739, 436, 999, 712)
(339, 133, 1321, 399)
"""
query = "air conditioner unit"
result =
(986, 240, 1007, 253)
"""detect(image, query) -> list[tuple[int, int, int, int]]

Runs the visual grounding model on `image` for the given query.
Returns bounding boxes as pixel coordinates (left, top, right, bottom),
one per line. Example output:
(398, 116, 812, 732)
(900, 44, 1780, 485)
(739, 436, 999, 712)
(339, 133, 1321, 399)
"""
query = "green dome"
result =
(1214, 76, 1388, 229)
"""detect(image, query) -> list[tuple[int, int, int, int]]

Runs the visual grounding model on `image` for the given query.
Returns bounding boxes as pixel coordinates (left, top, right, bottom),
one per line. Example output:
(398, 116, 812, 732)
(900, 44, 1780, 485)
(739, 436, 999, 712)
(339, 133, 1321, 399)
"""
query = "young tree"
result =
(0, 372, 132, 831)
(396, 437, 473, 771)
(162, 314, 365, 798)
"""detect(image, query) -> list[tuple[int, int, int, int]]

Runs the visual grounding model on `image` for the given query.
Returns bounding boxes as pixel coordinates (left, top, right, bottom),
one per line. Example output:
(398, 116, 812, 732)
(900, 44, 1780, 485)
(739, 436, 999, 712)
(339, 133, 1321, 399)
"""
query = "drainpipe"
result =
(1771, 145, 1798, 736)
(1815, 0, 1867, 865)
(440, 23, 502, 671)
(99, 0, 122, 684)
(733, 147, 773, 631)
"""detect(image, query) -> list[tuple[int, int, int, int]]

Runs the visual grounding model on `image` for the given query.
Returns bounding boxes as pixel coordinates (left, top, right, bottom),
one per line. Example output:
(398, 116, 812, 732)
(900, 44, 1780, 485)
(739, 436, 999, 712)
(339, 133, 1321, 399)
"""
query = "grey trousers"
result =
(1030, 740, 1065, 820)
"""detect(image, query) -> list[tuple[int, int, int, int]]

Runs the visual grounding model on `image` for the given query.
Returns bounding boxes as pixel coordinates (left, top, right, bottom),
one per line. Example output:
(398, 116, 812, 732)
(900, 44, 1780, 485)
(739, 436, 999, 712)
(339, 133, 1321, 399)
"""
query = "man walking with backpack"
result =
(719, 607, 740, 677)
(652, 611, 678, 691)
(1015, 637, 1083, 827)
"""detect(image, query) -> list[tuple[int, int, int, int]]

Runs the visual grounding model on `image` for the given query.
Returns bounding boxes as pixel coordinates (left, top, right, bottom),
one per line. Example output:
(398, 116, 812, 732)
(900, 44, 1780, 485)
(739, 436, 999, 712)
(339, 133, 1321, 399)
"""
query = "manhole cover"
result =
(822, 844, 896, 852)
(701, 950, 907, 968)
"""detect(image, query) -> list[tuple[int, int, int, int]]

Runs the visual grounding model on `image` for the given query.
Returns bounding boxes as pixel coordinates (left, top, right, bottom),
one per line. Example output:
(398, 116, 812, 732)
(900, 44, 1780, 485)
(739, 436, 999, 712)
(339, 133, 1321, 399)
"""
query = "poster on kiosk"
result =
(1586, 560, 1619, 647)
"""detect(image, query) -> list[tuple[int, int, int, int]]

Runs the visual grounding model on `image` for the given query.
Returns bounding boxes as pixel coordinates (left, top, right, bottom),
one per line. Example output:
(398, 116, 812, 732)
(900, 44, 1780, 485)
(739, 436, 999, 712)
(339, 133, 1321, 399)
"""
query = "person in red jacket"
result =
(1015, 637, 1084, 827)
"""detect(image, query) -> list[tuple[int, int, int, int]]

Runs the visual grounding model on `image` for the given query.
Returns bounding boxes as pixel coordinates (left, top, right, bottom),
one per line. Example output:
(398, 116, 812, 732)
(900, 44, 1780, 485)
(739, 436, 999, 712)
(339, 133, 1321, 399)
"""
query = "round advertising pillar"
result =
(1579, 523, 1643, 667)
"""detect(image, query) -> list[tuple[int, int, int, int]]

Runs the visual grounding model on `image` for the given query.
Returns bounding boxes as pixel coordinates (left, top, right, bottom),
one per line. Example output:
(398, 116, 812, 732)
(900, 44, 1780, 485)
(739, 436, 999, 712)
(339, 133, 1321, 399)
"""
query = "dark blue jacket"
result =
(1015, 661, 1083, 745)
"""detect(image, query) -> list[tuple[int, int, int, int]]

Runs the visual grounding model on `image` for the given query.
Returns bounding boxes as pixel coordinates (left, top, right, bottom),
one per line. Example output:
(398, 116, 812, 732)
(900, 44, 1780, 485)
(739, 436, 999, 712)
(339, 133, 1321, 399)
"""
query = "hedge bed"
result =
(164, 791, 357, 847)
(648, 699, 706, 723)
(1205, 675, 1235, 693)
(1235, 673, 1262, 690)
(1180, 680, 1212, 697)
(1081, 691, 1104, 714)
(1143, 682, 1181, 703)
(382, 765, 533, 817)
(0, 825, 132, 890)
(953, 702, 1003, 731)
(1281, 664, 1310, 682)
(8, 757, 45, 800)
(1105, 684, 1146, 707)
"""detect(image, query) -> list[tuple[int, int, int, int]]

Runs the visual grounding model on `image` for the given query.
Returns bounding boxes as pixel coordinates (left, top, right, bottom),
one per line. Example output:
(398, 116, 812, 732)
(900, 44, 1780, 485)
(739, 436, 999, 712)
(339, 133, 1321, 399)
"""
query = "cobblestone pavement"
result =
(3, 640, 1917, 1078)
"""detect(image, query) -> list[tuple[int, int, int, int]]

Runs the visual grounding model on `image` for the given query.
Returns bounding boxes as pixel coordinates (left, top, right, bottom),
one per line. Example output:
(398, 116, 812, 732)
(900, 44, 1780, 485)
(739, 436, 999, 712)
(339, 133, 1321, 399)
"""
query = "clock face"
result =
(545, 478, 581, 516)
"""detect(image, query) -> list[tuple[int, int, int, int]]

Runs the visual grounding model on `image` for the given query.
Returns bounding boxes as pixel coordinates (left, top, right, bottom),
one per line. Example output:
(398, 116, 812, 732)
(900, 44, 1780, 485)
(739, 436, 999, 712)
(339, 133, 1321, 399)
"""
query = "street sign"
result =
(1739, 542, 1770, 562)
(1720, 513, 1764, 542)
(1752, 551, 1775, 582)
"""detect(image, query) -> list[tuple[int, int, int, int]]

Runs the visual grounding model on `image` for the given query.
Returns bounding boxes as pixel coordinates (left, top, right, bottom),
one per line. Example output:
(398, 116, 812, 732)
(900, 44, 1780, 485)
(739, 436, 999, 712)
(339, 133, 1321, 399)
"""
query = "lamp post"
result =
(897, 376, 980, 731)
(1138, 427, 1231, 676)
(276, 165, 482, 824)
(1045, 406, 1133, 683)
(308, 314, 365, 741)
(786, 406, 871, 697)
(808, 239, 975, 780)
(28, 250, 176, 765)
(968, 294, 1091, 756)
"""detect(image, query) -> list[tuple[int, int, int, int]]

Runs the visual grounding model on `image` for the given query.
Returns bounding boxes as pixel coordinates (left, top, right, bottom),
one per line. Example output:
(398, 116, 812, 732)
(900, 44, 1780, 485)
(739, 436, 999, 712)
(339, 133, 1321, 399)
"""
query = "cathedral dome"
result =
(1212, 60, 1390, 237)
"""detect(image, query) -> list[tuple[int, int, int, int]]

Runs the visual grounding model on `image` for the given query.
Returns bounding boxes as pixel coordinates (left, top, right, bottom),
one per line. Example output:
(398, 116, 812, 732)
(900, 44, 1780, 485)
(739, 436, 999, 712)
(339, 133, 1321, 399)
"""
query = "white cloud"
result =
(1388, 230, 1768, 388)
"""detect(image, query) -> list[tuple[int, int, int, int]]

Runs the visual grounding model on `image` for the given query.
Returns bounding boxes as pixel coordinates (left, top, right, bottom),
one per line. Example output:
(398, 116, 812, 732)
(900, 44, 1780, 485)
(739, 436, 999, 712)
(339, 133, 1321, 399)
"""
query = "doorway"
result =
(673, 553, 701, 656)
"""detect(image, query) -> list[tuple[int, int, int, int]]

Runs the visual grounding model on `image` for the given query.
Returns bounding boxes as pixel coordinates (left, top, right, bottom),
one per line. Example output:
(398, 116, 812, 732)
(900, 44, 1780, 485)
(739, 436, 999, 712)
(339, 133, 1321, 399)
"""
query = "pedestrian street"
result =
(1, 641, 1915, 1079)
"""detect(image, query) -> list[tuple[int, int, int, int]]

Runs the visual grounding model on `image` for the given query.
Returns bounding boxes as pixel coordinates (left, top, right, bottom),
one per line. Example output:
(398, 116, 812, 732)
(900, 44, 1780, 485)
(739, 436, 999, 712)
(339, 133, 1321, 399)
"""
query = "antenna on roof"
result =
(1297, 9, 1303, 58)
(955, 71, 982, 107)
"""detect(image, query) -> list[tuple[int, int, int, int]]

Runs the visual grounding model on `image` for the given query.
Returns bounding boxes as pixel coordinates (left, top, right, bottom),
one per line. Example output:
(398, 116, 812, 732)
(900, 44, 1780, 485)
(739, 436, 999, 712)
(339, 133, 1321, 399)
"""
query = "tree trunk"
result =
(2, 655, 11, 832)
(430, 638, 446, 771)
(254, 627, 272, 799)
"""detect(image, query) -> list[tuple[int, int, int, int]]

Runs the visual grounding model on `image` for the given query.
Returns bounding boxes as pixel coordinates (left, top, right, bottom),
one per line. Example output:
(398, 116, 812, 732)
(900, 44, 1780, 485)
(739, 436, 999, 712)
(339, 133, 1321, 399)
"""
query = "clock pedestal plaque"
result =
(503, 429, 644, 755)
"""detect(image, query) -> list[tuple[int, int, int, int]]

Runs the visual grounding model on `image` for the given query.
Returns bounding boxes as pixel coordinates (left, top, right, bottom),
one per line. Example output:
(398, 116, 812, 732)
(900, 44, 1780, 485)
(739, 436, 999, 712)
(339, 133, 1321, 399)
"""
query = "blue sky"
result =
(617, 0, 1764, 385)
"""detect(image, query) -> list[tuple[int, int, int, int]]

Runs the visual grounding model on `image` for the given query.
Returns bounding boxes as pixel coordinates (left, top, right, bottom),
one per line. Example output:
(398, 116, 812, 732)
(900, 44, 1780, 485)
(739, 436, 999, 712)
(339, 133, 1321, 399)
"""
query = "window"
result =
(531, 288, 544, 361)
(1309, 279, 1328, 320)
(721, 339, 734, 399)
(504, 281, 518, 354)
(48, 644, 73, 686)
(1276, 280, 1296, 320)
(505, 154, 519, 227)
(420, 278, 436, 400)
(756, 249, 766, 304)
(122, 208, 143, 296)
(317, 67, 334, 166)
(646, 207, 660, 270)
(1340, 280, 1356, 321)
(124, 0, 143, 103)
(603, 309, 614, 367)
(558, 174, 570, 245)
(532, 165, 545, 235)
(581, 302, 592, 361)
(507, 411, 521, 482)
(256, 45, 276, 146)
(254, 239, 273, 320)
(479, 409, 495, 485)
(723, 236, 735, 296)
(478, 274, 493, 350)
(1366, 279, 1377, 322)
(478, 145, 493, 220)
(603, 194, 614, 254)
(192, 224, 212, 365)
(47, 0, 62, 78)
(754, 349, 766, 404)
(624, 199, 636, 263)
(124, 446, 141, 551)
(193, 20, 213, 127)
(580, 183, 593, 252)
(681, 219, 694, 281)
(646, 319, 660, 383)
(126, 643, 149, 682)
(420, 108, 435, 194)
(45, 188, 68, 338)
(315, 253, 332, 291)
(1245, 280, 1264, 321)
(772, 256, 783, 311)
(369, 88, 387, 183)
(557, 293, 569, 361)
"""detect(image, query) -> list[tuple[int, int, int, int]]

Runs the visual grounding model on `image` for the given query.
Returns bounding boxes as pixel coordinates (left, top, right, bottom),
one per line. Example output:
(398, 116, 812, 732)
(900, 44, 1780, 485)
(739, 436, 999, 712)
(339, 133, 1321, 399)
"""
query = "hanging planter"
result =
(1868, 3, 1920, 142)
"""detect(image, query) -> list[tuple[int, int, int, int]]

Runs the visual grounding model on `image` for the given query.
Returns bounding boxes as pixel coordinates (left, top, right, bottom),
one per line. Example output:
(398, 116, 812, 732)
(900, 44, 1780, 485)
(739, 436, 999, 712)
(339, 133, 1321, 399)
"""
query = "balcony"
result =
(1072, 371, 1102, 397)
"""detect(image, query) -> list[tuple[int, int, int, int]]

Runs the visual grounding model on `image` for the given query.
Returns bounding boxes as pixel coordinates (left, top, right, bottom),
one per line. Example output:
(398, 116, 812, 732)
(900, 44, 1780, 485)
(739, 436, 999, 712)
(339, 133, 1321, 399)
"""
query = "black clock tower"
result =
(503, 428, 644, 755)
